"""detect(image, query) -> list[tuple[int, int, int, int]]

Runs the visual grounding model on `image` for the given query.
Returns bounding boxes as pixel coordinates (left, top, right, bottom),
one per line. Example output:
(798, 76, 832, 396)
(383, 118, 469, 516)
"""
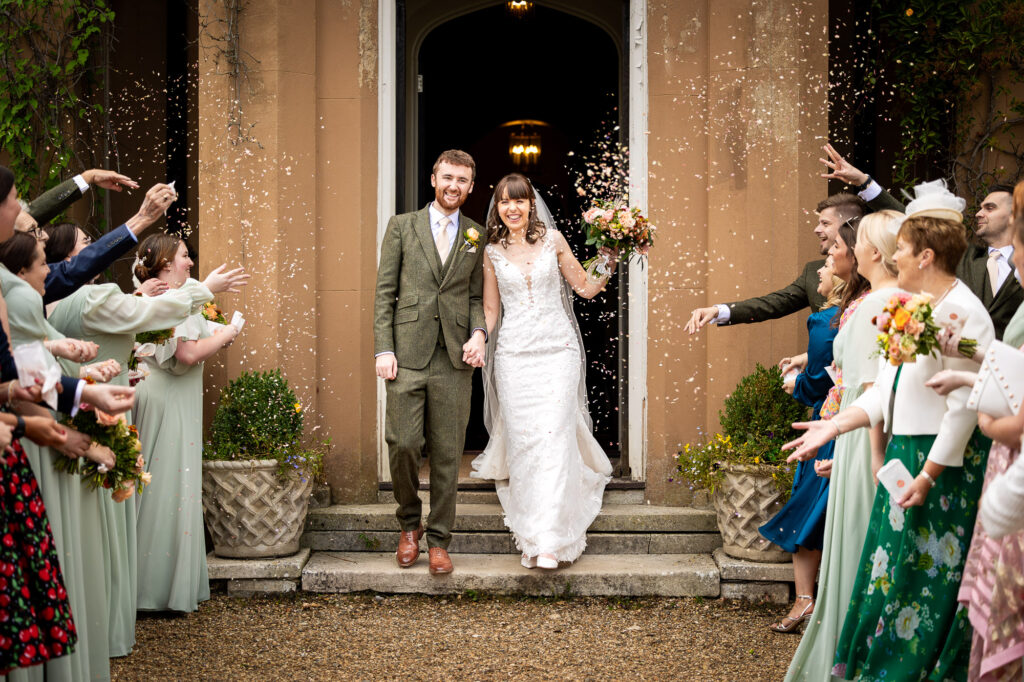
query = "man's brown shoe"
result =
(396, 525, 423, 568)
(428, 547, 453, 575)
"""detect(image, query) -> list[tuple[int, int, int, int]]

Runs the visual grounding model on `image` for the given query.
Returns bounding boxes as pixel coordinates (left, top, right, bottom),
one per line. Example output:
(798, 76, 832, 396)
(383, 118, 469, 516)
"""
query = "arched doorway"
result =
(383, 0, 633, 484)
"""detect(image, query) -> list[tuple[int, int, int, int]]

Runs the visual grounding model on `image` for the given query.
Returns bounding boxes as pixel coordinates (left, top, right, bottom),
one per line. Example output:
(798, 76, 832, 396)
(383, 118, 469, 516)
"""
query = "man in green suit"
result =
(820, 143, 1024, 339)
(684, 193, 869, 333)
(374, 149, 486, 575)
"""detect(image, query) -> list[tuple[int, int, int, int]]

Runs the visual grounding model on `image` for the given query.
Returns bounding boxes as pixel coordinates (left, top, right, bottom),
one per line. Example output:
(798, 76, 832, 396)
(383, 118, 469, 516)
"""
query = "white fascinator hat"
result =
(903, 179, 967, 223)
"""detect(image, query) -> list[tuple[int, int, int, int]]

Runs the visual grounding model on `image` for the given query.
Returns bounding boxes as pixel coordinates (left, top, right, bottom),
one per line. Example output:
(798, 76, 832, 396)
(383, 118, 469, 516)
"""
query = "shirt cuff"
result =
(374, 351, 395, 358)
(69, 380, 85, 417)
(714, 304, 730, 325)
(858, 181, 883, 202)
(124, 225, 138, 242)
(73, 174, 90, 194)
(471, 327, 488, 342)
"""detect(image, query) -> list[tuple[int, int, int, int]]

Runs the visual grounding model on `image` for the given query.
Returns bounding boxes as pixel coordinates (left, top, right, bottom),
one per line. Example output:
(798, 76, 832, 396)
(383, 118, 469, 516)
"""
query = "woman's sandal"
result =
(769, 595, 815, 634)
(521, 554, 537, 569)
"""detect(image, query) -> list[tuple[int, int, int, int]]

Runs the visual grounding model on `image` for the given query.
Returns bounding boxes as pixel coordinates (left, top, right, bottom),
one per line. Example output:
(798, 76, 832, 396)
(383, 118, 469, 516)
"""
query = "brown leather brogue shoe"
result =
(428, 547, 453, 575)
(396, 525, 423, 568)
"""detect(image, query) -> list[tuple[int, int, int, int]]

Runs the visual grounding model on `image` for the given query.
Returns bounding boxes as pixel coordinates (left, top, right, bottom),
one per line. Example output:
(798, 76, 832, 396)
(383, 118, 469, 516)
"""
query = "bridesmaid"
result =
(43, 222, 237, 653)
(0, 232, 117, 682)
(783, 210, 901, 679)
(760, 227, 865, 633)
(133, 235, 245, 612)
(786, 211, 994, 680)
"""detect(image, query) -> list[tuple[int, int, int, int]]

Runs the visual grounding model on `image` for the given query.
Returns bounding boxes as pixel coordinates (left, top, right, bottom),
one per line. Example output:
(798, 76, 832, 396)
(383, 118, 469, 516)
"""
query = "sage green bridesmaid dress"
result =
(0, 266, 110, 682)
(785, 287, 898, 681)
(47, 279, 211, 654)
(133, 312, 212, 613)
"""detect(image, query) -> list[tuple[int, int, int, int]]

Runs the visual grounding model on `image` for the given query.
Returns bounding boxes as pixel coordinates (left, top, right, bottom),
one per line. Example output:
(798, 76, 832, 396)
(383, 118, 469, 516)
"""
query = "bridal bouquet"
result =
(873, 292, 976, 365)
(580, 200, 655, 276)
(53, 409, 150, 502)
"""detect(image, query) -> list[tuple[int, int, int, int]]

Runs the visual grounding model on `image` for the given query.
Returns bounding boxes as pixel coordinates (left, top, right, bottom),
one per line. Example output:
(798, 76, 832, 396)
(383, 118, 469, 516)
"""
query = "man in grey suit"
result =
(374, 149, 487, 575)
(684, 192, 868, 333)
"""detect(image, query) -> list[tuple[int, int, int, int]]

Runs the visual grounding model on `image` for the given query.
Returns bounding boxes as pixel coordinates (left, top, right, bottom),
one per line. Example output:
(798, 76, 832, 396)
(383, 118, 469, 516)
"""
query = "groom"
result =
(373, 149, 487, 575)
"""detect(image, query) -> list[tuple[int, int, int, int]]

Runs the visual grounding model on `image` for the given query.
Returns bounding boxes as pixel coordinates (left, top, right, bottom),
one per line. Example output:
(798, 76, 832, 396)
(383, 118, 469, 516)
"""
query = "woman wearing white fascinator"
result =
(783, 180, 995, 680)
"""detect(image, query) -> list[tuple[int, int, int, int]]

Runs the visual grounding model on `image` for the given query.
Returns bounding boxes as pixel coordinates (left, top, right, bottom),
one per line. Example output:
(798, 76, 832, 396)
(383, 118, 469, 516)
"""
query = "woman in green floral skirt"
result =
(785, 208, 994, 680)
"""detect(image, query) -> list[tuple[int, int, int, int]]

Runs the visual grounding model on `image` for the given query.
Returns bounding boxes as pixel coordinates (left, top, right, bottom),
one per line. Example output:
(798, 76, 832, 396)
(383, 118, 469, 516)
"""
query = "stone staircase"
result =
(208, 488, 797, 600)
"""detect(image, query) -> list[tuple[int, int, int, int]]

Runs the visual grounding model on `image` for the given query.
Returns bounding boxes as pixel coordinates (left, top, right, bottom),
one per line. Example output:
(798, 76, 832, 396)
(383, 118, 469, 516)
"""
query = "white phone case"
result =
(877, 459, 915, 500)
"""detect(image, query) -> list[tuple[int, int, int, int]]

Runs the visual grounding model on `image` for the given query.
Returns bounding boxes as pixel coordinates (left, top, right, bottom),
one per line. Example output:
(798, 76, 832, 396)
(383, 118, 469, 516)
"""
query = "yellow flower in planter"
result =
(294, 402, 302, 413)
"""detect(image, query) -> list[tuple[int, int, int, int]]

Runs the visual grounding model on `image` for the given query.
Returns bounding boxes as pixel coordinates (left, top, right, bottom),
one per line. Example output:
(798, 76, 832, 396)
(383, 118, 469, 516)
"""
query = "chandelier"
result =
(506, 1, 534, 19)
(502, 120, 548, 168)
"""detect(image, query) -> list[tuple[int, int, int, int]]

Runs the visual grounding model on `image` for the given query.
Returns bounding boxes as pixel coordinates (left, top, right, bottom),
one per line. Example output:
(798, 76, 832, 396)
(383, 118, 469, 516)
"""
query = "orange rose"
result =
(94, 409, 120, 427)
(892, 308, 911, 331)
(111, 482, 136, 503)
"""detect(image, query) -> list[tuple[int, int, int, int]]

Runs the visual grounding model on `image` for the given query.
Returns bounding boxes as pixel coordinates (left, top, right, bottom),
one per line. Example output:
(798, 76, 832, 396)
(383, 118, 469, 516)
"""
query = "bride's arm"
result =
(483, 251, 500, 335)
(553, 231, 615, 299)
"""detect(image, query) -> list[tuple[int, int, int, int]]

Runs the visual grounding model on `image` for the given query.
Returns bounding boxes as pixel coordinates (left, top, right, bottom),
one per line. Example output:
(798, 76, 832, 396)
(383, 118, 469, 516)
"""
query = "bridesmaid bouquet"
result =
(201, 301, 227, 326)
(873, 292, 976, 365)
(127, 327, 175, 384)
(53, 409, 151, 502)
(580, 200, 655, 275)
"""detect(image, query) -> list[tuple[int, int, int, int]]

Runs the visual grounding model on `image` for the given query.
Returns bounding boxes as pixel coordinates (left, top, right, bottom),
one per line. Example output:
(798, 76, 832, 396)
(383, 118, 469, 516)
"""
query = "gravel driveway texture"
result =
(110, 592, 801, 680)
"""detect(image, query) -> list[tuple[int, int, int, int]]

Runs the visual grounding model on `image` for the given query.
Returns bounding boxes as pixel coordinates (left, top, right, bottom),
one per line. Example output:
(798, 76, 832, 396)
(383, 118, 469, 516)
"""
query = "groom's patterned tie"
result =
(436, 216, 451, 263)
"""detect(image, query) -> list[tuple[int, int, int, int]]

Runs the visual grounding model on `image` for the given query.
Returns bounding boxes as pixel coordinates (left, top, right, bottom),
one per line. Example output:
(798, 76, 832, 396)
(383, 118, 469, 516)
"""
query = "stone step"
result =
(301, 530, 723, 555)
(375, 487, 645, 505)
(301, 551, 721, 597)
(305, 503, 718, 534)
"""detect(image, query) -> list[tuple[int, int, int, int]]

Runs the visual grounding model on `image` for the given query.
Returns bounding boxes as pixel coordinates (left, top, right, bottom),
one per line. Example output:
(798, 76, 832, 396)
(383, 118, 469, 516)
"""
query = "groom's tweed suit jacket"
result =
(869, 189, 1024, 340)
(719, 259, 828, 326)
(374, 204, 486, 370)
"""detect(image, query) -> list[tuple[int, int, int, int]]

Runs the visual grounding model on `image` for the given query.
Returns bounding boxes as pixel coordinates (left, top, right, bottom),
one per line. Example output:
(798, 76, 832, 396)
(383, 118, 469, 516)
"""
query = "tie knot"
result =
(440, 216, 452, 229)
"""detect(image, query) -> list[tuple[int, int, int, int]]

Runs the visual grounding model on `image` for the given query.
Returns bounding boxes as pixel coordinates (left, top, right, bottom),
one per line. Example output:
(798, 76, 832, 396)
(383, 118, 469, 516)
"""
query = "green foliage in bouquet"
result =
(206, 369, 325, 480)
(675, 364, 809, 498)
(53, 410, 147, 500)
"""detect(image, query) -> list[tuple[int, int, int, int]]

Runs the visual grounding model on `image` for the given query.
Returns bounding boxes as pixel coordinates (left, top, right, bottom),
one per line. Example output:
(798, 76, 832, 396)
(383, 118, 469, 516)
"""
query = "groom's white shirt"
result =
(429, 203, 459, 252)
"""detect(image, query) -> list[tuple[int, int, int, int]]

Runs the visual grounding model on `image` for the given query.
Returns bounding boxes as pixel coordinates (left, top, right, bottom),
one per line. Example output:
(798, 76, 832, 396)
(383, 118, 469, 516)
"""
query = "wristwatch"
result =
(853, 176, 873, 192)
(11, 415, 25, 440)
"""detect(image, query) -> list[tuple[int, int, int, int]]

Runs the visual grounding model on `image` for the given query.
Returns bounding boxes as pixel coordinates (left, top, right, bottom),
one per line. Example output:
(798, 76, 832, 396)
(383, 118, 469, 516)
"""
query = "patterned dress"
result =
(833, 368, 990, 680)
(0, 441, 77, 675)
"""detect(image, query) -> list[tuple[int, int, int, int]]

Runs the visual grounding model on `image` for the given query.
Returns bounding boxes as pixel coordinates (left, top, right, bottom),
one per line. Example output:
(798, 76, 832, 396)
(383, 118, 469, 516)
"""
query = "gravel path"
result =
(111, 593, 801, 680)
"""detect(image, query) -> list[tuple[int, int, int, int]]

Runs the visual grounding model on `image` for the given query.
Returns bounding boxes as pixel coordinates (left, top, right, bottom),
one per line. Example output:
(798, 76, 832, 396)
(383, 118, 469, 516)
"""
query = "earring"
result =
(918, 263, 924, 270)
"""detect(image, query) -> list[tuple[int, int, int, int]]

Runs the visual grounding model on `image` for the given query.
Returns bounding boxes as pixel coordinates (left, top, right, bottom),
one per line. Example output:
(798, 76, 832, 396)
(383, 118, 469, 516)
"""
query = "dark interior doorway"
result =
(409, 3, 624, 456)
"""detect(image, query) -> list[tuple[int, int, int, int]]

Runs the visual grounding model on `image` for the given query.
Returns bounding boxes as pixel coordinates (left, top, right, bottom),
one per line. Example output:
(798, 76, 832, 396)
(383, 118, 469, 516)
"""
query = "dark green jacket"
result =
(26, 178, 84, 226)
(869, 189, 1024, 340)
(720, 259, 828, 326)
(374, 205, 486, 370)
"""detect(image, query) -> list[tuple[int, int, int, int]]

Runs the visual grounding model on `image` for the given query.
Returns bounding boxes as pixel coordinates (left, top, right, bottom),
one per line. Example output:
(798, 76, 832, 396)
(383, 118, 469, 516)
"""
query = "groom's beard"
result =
(435, 187, 468, 211)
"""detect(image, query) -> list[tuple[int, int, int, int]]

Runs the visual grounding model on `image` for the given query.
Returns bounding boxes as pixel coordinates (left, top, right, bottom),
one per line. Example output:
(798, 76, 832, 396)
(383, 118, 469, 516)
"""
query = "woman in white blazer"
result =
(784, 212, 994, 681)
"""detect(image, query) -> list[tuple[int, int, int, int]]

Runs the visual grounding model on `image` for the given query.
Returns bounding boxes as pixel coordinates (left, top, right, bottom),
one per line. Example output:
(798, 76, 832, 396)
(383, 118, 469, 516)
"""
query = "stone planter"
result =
(202, 459, 314, 559)
(712, 462, 790, 563)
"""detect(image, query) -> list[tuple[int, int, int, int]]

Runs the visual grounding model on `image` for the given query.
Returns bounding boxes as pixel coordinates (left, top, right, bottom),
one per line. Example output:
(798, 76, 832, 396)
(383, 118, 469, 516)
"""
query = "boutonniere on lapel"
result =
(459, 227, 482, 254)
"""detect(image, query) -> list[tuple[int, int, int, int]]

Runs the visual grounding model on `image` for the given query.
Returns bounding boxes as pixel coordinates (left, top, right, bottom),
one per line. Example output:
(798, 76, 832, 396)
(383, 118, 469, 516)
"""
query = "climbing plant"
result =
(846, 1, 1024, 202)
(0, 0, 115, 196)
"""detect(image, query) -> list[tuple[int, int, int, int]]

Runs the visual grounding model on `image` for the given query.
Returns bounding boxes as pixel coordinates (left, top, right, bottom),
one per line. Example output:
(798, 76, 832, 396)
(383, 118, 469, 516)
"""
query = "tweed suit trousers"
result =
(385, 342, 473, 549)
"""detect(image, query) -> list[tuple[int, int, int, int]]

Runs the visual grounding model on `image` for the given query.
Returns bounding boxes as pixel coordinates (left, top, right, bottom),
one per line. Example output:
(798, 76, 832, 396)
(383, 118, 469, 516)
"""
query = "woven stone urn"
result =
(712, 463, 790, 563)
(201, 459, 314, 558)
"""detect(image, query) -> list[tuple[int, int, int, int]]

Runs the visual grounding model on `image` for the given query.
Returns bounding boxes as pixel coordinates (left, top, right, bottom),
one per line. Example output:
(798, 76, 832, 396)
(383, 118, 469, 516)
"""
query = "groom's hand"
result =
(375, 354, 398, 381)
(462, 331, 486, 368)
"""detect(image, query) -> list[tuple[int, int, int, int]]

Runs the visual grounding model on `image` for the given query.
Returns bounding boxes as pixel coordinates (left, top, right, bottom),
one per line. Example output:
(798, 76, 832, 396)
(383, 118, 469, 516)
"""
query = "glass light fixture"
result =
(506, 1, 534, 19)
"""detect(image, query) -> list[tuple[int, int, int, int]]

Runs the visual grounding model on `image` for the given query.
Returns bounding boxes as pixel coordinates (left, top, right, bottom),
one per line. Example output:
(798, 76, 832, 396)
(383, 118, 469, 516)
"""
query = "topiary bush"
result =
(206, 369, 324, 479)
(675, 363, 809, 498)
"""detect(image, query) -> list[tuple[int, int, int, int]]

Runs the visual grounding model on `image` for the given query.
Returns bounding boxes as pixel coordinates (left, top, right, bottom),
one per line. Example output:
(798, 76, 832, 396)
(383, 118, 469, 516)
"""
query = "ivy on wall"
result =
(0, 0, 115, 196)
(869, 1, 1024, 200)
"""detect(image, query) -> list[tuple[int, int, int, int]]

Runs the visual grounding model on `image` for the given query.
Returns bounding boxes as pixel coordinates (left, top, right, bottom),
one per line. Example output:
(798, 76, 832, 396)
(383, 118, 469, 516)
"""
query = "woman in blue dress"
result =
(761, 220, 868, 633)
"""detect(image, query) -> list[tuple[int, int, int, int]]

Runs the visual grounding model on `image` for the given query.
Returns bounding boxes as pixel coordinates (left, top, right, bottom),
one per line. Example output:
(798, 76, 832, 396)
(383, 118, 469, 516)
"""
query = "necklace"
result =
(932, 278, 958, 306)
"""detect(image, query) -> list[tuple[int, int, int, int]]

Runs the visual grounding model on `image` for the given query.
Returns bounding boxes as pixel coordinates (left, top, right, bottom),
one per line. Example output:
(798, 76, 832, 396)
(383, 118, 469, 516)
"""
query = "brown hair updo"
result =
(486, 173, 547, 246)
(134, 234, 183, 283)
(0, 232, 42, 275)
(43, 222, 80, 263)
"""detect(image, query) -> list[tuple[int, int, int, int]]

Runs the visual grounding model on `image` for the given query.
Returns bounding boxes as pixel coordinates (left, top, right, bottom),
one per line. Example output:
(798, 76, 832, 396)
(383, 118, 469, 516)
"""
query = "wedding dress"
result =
(470, 228, 612, 563)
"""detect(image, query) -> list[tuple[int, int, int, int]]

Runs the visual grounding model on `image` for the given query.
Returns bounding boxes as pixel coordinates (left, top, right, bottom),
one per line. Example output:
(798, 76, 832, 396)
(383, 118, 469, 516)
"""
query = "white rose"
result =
(939, 532, 962, 568)
(894, 606, 920, 640)
(870, 546, 889, 580)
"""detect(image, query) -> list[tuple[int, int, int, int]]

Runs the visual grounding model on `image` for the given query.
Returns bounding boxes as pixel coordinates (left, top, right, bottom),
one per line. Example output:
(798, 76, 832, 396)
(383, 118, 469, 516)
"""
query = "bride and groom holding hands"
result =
(373, 149, 615, 575)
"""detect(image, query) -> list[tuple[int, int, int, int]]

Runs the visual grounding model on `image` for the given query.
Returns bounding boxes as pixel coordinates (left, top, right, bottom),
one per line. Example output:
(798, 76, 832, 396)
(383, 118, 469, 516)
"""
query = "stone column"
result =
(645, 0, 828, 505)
(197, 0, 319, 472)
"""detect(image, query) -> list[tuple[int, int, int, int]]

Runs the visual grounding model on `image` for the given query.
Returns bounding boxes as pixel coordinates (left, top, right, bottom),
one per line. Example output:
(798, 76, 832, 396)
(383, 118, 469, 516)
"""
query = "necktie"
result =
(988, 250, 1001, 293)
(436, 217, 451, 263)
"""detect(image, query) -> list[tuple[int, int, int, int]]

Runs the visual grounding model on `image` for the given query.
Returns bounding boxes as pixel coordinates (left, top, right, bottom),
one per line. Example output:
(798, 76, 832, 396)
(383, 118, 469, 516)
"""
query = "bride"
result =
(470, 173, 614, 570)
